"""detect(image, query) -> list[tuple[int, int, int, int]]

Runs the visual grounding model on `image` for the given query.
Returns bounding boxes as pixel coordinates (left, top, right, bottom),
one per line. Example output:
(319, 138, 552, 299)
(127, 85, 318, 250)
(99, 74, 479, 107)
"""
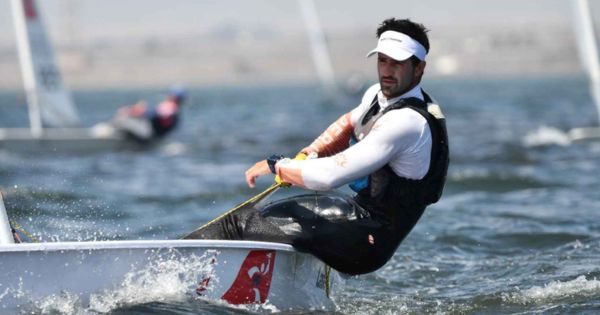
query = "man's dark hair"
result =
(376, 18, 429, 65)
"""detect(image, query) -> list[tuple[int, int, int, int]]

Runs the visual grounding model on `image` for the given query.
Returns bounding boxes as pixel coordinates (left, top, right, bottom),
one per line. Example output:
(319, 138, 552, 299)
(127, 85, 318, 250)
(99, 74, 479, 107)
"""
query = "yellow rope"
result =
(195, 183, 281, 231)
(10, 220, 40, 243)
(187, 153, 306, 236)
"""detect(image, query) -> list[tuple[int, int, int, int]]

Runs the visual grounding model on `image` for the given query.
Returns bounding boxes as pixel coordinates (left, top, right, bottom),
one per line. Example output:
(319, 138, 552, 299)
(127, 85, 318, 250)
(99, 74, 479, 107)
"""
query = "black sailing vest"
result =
(150, 111, 179, 137)
(351, 91, 449, 230)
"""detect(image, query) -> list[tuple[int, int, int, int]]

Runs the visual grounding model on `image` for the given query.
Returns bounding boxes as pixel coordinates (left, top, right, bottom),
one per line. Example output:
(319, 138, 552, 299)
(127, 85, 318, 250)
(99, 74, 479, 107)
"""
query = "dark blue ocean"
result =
(1, 76, 600, 314)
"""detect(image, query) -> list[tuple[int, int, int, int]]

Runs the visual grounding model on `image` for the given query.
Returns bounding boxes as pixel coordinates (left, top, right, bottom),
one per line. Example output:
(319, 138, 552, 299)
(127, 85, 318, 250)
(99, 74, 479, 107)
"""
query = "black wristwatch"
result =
(267, 154, 285, 174)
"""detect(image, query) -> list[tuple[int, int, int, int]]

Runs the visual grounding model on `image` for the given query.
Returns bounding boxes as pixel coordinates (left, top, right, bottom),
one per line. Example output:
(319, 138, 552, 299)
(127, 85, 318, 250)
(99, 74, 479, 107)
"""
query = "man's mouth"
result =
(381, 77, 397, 85)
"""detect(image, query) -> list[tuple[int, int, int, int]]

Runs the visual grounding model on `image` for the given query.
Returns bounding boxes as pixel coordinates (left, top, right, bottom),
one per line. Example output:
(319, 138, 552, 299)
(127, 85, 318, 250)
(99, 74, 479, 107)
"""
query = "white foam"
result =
(160, 142, 188, 156)
(506, 275, 600, 304)
(21, 250, 219, 314)
(89, 250, 218, 313)
(34, 291, 84, 315)
(522, 126, 571, 147)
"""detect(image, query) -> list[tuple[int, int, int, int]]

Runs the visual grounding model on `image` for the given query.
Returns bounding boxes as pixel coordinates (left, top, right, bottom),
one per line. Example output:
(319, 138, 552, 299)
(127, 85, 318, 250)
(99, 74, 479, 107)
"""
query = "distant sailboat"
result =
(569, 0, 600, 141)
(297, 0, 337, 95)
(0, 0, 125, 151)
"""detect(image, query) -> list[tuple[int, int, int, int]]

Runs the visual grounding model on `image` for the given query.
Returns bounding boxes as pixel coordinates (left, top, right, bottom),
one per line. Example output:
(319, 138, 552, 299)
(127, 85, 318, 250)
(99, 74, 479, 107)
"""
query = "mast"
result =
(11, 0, 42, 137)
(0, 193, 15, 245)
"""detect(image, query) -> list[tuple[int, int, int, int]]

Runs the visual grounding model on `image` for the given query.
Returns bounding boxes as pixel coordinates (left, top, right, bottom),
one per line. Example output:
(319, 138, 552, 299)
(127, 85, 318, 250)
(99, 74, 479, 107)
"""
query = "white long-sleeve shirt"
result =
(276, 83, 432, 190)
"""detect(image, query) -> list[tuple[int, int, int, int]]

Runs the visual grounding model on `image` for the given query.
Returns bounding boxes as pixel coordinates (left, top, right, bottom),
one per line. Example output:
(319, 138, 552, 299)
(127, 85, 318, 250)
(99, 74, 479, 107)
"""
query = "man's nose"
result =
(380, 63, 393, 75)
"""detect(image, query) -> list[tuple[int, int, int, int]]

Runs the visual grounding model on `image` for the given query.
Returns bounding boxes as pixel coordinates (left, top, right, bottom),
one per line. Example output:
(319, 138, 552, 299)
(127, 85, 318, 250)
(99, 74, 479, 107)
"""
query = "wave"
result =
(447, 168, 550, 193)
(522, 126, 571, 147)
(505, 275, 600, 304)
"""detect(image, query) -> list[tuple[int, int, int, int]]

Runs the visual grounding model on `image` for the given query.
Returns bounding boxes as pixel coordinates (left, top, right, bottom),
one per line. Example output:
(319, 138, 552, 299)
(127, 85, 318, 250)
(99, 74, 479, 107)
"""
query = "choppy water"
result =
(0, 76, 599, 314)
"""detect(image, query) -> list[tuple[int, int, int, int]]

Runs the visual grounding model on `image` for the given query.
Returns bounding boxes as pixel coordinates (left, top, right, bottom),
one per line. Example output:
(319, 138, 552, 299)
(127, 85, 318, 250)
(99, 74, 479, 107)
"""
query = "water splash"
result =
(34, 291, 85, 315)
(19, 249, 219, 315)
(522, 126, 571, 147)
(505, 275, 600, 304)
(89, 249, 219, 313)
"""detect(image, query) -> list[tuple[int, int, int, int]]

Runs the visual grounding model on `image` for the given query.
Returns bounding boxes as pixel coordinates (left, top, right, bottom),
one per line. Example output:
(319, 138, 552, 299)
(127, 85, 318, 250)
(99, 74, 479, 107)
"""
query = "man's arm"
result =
(244, 113, 353, 188)
(300, 112, 354, 158)
(117, 101, 147, 118)
(277, 109, 428, 190)
(244, 83, 380, 189)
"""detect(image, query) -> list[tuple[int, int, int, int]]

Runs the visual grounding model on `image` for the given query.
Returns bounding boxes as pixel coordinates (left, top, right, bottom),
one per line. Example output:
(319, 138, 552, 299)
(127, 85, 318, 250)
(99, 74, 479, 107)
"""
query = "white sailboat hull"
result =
(0, 126, 128, 152)
(0, 240, 336, 312)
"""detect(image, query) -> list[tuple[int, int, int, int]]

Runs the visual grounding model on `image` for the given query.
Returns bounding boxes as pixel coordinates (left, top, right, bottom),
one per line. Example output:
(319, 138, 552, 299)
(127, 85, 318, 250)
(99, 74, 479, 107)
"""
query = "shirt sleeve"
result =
(277, 108, 429, 190)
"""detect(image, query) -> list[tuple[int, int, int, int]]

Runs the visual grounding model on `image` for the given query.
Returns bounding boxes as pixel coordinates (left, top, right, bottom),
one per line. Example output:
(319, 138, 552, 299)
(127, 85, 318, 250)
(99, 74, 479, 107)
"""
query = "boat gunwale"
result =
(0, 239, 296, 253)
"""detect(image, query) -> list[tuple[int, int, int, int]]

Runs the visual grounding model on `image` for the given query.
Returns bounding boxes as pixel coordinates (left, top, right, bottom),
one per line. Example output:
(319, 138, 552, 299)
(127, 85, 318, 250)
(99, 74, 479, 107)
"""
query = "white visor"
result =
(366, 30, 427, 61)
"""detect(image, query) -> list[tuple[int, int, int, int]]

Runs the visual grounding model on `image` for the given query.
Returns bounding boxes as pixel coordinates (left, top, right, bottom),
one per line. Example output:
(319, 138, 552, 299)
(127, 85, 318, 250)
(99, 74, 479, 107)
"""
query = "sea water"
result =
(0, 76, 599, 314)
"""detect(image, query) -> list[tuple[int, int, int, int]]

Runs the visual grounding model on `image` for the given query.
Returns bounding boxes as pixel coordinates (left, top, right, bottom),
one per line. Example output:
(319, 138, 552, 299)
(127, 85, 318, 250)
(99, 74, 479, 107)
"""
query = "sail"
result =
(11, 0, 81, 133)
(298, 0, 337, 94)
(572, 0, 600, 124)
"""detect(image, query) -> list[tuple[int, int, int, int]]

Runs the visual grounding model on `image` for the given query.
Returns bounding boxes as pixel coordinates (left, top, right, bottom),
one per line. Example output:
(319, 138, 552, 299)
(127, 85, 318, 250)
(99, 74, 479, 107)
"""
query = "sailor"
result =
(112, 85, 187, 143)
(187, 18, 449, 275)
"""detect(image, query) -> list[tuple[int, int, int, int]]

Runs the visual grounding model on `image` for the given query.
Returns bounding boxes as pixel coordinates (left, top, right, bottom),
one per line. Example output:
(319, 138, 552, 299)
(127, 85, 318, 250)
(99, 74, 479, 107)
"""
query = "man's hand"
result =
(245, 153, 309, 188)
(245, 160, 270, 188)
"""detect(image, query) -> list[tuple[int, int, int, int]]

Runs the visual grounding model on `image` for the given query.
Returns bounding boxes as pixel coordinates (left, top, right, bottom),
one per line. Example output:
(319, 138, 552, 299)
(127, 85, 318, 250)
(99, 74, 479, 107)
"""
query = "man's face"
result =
(377, 53, 425, 98)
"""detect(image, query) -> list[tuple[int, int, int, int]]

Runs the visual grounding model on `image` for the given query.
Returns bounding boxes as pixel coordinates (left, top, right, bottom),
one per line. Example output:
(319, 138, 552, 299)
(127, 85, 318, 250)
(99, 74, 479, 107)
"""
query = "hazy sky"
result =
(0, 0, 594, 43)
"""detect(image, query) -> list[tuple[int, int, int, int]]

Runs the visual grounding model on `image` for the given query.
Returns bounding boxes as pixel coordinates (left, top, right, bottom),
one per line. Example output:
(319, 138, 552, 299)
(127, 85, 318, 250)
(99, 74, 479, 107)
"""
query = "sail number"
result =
(38, 66, 61, 90)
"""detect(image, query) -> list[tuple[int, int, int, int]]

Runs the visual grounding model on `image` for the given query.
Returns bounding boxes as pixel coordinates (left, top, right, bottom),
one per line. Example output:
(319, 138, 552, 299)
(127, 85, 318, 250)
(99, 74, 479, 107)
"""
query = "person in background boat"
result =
(187, 18, 449, 275)
(12, 227, 21, 243)
(112, 85, 187, 143)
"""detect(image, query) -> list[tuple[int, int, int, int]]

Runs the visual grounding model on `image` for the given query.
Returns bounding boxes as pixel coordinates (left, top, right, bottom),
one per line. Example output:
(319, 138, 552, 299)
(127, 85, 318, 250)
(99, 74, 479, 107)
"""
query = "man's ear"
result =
(415, 61, 426, 77)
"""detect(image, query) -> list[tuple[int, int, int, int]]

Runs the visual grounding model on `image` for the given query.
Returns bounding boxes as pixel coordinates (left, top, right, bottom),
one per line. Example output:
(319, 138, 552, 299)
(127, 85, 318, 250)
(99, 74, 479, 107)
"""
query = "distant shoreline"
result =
(0, 73, 587, 93)
(0, 25, 585, 91)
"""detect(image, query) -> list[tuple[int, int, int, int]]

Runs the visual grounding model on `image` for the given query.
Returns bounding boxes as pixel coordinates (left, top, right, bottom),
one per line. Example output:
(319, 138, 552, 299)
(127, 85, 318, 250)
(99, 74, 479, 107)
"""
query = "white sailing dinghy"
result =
(0, 240, 335, 312)
(0, 193, 337, 312)
(0, 0, 126, 152)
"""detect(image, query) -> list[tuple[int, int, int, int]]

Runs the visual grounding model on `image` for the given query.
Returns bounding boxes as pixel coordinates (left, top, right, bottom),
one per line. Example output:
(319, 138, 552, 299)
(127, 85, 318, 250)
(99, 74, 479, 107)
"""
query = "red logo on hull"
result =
(222, 250, 276, 304)
(23, 0, 37, 20)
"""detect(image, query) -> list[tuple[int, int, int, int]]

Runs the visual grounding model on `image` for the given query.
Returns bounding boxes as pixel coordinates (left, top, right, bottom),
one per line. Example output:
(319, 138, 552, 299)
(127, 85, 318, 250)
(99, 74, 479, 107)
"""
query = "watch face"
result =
(268, 155, 283, 174)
